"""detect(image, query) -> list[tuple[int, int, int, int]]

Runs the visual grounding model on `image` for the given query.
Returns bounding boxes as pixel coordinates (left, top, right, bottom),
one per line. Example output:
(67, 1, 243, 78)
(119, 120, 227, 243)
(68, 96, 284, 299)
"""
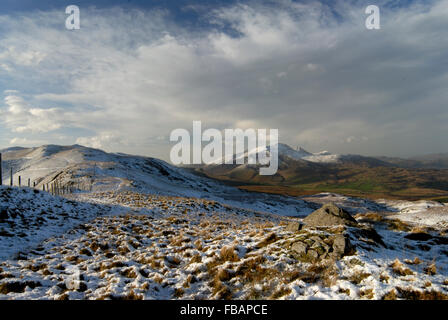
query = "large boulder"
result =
(303, 203, 358, 227)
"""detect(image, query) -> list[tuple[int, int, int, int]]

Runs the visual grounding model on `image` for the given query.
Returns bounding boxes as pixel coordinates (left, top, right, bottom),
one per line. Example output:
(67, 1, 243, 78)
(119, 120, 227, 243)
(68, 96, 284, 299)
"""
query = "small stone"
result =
(313, 244, 326, 256)
(291, 242, 307, 255)
(307, 249, 319, 260)
(286, 221, 303, 232)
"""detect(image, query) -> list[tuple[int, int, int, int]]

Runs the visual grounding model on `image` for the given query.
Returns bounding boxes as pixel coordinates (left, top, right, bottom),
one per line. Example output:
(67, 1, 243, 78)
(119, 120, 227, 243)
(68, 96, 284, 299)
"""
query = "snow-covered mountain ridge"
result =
(0, 144, 312, 216)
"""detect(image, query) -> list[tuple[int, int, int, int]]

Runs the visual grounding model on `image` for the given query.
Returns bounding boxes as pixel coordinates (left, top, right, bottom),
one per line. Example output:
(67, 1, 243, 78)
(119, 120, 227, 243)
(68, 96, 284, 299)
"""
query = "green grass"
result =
(315, 180, 380, 192)
(201, 161, 448, 201)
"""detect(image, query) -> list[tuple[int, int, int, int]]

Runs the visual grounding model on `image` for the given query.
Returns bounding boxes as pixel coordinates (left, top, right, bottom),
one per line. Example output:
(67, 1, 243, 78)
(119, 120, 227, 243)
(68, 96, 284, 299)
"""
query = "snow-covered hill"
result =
(0, 144, 312, 216)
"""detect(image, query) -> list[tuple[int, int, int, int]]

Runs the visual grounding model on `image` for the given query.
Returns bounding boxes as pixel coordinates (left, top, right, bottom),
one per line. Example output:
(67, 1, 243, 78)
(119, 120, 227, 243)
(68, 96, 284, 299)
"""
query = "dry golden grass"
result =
(256, 232, 278, 248)
(173, 287, 184, 298)
(424, 263, 437, 276)
(348, 270, 371, 285)
(120, 268, 137, 279)
(354, 212, 384, 222)
(216, 268, 234, 282)
(269, 286, 292, 299)
(193, 239, 203, 251)
(153, 274, 163, 284)
(302, 261, 340, 287)
(404, 257, 423, 265)
(390, 259, 414, 276)
(387, 219, 411, 232)
(359, 288, 374, 299)
(0, 272, 15, 280)
(379, 273, 390, 283)
(26, 263, 48, 272)
(189, 254, 202, 264)
(215, 285, 233, 300)
(410, 226, 428, 234)
(382, 289, 397, 300)
(396, 287, 448, 300)
(219, 246, 239, 262)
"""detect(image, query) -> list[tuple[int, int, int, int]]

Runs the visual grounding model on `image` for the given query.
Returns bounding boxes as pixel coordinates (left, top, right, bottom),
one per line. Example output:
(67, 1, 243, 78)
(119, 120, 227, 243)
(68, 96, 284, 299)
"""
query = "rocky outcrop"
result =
(290, 231, 355, 262)
(286, 203, 385, 262)
(302, 203, 358, 227)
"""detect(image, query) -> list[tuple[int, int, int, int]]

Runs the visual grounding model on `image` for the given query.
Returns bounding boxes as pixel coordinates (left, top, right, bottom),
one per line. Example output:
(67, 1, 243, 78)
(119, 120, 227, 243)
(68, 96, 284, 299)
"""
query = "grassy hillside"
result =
(195, 160, 448, 201)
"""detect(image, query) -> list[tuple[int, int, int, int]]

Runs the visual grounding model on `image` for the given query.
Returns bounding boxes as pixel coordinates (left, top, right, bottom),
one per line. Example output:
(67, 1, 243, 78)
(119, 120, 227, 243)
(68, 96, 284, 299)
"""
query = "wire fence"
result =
(0, 152, 94, 196)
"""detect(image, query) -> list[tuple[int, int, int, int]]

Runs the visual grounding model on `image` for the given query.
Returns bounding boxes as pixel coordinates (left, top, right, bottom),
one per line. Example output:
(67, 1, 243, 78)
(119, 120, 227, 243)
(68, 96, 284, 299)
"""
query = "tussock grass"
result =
(348, 270, 371, 284)
(256, 232, 278, 248)
(355, 212, 384, 222)
(269, 286, 292, 299)
(404, 257, 422, 265)
(396, 287, 448, 300)
(338, 288, 350, 296)
(219, 246, 239, 262)
(424, 263, 437, 276)
(387, 219, 411, 232)
(359, 288, 374, 299)
(390, 259, 414, 276)
(382, 289, 397, 300)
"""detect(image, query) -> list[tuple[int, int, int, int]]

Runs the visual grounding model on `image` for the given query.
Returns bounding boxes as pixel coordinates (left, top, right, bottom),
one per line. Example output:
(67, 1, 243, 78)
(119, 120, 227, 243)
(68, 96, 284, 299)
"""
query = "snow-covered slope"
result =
(226, 143, 342, 164)
(0, 144, 312, 216)
(0, 190, 447, 300)
(0, 186, 115, 259)
(219, 143, 339, 165)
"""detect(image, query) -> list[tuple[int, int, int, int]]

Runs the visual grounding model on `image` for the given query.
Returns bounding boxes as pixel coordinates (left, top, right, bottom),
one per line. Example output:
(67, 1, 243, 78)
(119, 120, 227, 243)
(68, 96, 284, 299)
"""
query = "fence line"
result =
(0, 154, 95, 196)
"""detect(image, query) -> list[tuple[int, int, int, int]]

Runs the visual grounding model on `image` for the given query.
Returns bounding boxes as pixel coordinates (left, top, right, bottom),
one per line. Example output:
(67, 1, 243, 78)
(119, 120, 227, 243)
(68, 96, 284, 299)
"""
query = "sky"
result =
(0, 0, 447, 161)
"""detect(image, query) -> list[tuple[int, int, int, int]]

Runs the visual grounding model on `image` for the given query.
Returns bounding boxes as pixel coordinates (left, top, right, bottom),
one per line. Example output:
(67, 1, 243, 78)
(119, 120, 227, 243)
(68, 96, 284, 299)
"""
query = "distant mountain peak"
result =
(269, 143, 339, 163)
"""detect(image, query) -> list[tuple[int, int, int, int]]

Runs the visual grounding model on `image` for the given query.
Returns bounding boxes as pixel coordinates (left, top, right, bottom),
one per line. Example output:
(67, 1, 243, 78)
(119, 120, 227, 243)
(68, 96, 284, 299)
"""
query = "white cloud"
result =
(76, 132, 125, 150)
(1, 94, 65, 133)
(0, 1, 447, 159)
(9, 137, 47, 146)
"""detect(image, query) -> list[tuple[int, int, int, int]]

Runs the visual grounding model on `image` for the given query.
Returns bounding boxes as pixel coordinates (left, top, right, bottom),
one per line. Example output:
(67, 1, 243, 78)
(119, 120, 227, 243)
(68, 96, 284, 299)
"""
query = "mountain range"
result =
(2, 143, 448, 202)
(190, 143, 448, 201)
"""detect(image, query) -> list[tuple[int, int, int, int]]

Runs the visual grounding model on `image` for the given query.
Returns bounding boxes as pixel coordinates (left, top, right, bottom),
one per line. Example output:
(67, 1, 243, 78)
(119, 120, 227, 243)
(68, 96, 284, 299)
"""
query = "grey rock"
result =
(285, 221, 303, 232)
(307, 249, 319, 260)
(291, 241, 307, 255)
(330, 234, 355, 258)
(303, 203, 358, 227)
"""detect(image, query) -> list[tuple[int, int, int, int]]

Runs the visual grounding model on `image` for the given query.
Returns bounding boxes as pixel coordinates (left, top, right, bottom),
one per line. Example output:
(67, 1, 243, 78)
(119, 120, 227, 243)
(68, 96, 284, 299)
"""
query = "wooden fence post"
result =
(10, 168, 13, 186)
(0, 153, 2, 186)
(18, 176, 21, 187)
(28, 178, 30, 187)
